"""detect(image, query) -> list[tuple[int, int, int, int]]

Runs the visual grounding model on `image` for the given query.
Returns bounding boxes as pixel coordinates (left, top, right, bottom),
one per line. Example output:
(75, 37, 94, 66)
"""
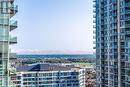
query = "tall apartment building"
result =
(94, 0, 130, 87)
(12, 63, 85, 87)
(0, 0, 17, 86)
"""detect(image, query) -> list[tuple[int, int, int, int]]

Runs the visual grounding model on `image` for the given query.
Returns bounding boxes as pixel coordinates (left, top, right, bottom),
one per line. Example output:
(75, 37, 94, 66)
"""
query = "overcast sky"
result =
(11, 0, 94, 54)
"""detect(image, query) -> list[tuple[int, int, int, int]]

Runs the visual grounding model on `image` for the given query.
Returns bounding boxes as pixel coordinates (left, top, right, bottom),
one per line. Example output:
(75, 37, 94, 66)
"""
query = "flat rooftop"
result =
(17, 63, 82, 72)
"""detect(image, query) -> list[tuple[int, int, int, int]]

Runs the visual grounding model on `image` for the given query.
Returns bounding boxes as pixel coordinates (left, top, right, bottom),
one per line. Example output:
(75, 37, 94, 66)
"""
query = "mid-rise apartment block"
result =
(12, 63, 85, 87)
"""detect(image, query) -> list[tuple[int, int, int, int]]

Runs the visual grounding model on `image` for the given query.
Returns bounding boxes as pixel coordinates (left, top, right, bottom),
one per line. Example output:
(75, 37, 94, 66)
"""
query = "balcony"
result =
(10, 20, 17, 31)
(125, 17, 130, 21)
(128, 76, 130, 82)
(125, 3, 130, 8)
(93, 30, 96, 34)
(93, 9, 96, 13)
(10, 36, 17, 44)
(10, 53, 17, 59)
(93, 36, 96, 39)
(0, 20, 17, 31)
(93, 4, 96, 8)
(93, 25, 96, 28)
(93, 47, 96, 49)
(93, 20, 96, 23)
(0, 46, 8, 53)
(126, 31, 130, 35)
(93, 14, 96, 18)
(9, 66, 16, 76)
(0, 20, 8, 25)
(112, 13, 117, 17)
(93, 0, 96, 2)
(126, 10, 130, 14)
(111, 26, 117, 29)
(126, 24, 130, 28)
(0, 36, 17, 44)
(128, 57, 130, 62)
(10, 5, 18, 17)
(93, 41, 96, 44)
(0, 36, 8, 42)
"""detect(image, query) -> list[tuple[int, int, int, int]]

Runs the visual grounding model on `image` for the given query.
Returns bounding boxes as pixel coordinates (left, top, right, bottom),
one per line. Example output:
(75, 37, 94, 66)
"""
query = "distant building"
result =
(0, 0, 18, 86)
(85, 67, 96, 87)
(12, 63, 85, 87)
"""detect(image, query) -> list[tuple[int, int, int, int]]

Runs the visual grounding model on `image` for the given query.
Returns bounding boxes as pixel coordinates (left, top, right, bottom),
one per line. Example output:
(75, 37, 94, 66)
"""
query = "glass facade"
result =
(13, 70, 85, 87)
(0, 0, 17, 86)
(94, 0, 130, 87)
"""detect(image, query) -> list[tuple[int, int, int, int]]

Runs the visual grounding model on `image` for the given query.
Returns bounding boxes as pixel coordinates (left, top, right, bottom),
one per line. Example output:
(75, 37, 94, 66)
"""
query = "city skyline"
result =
(13, 49, 94, 54)
(0, 0, 96, 86)
(12, 0, 94, 53)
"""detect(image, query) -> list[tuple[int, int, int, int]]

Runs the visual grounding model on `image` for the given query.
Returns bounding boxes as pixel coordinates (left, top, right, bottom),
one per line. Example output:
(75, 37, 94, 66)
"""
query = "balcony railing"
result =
(9, 66, 16, 76)
(0, 46, 8, 53)
(10, 20, 17, 30)
(125, 3, 130, 7)
(0, 36, 17, 44)
(10, 36, 17, 44)
(0, 36, 8, 41)
(10, 53, 16, 59)
(11, 5, 18, 12)
(128, 76, 130, 82)
(10, 20, 17, 26)
(0, 20, 17, 30)
(10, 5, 18, 17)
(126, 31, 130, 35)
(126, 24, 130, 27)
(125, 17, 130, 21)
(126, 10, 130, 14)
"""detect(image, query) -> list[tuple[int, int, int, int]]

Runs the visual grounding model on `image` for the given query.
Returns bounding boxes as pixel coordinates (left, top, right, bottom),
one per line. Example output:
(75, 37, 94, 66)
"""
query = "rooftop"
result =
(17, 63, 82, 72)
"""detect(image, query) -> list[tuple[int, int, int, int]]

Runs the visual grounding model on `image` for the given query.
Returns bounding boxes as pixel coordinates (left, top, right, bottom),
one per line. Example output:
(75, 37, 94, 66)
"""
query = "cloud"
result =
(12, 49, 94, 54)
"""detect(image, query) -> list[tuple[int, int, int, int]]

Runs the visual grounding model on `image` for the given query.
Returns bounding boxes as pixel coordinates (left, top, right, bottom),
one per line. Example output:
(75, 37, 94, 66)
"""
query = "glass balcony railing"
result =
(11, 5, 18, 12)
(128, 76, 130, 82)
(9, 64, 16, 78)
(125, 3, 130, 7)
(126, 17, 130, 21)
(126, 24, 130, 27)
(10, 36, 17, 44)
(10, 53, 16, 59)
(10, 5, 18, 17)
(0, 20, 17, 30)
(10, 20, 17, 30)
(10, 20, 17, 26)
(0, 36, 17, 44)
(126, 31, 130, 35)
(0, 46, 8, 53)
(126, 10, 130, 14)
(128, 56, 130, 62)
(0, 20, 9, 25)
(0, 36, 8, 41)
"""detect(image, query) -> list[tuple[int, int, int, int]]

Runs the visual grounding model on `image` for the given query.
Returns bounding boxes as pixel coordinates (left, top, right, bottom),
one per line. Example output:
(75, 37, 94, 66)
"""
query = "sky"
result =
(11, 0, 94, 54)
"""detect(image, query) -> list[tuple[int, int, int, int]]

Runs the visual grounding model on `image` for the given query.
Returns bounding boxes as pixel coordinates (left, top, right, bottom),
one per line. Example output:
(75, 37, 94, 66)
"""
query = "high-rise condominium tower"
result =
(94, 0, 130, 87)
(0, 0, 17, 86)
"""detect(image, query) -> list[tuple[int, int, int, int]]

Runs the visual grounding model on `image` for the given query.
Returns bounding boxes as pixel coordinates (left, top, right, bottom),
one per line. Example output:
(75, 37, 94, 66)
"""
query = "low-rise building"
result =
(12, 63, 85, 87)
